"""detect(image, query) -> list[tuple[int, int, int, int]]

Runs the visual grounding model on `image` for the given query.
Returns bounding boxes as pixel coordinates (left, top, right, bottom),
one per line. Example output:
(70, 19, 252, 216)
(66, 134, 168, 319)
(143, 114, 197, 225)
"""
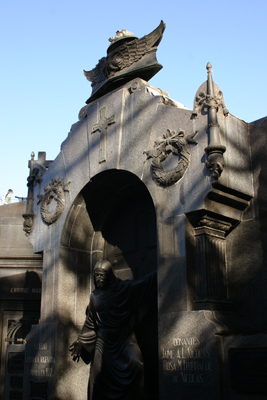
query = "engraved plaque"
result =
(159, 311, 220, 399)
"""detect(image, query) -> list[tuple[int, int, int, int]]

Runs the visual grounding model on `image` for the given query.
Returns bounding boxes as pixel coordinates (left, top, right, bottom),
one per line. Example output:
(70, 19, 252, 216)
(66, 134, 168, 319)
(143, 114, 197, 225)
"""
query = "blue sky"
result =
(1, 0, 266, 201)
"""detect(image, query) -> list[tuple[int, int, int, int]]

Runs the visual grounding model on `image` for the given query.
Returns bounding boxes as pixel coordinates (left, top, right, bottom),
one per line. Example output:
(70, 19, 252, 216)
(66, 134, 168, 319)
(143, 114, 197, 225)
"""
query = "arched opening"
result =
(61, 169, 158, 399)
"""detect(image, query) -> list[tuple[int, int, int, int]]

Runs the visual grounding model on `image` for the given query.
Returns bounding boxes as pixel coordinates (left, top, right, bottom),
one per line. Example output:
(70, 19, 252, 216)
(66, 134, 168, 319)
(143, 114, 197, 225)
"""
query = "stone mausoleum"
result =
(1, 20, 267, 400)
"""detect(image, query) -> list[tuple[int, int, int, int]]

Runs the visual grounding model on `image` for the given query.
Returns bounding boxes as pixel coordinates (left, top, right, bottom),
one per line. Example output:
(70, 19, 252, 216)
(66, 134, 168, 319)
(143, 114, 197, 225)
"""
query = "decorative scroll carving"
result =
(144, 128, 197, 187)
(23, 152, 53, 236)
(38, 179, 71, 225)
(5, 317, 38, 344)
(198, 215, 232, 232)
(23, 152, 36, 237)
(205, 146, 226, 179)
(78, 105, 88, 120)
(204, 311, 257, 335)
(22, 213, 34, 236)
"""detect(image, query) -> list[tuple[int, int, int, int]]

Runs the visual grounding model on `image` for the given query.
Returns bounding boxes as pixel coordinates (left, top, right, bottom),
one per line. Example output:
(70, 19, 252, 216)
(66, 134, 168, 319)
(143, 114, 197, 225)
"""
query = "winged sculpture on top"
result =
(84, 21, 166, 103)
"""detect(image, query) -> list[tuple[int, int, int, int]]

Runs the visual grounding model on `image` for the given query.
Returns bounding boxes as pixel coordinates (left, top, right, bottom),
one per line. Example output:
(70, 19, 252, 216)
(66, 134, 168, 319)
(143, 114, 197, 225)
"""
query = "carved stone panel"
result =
(194, 227, 227, 301)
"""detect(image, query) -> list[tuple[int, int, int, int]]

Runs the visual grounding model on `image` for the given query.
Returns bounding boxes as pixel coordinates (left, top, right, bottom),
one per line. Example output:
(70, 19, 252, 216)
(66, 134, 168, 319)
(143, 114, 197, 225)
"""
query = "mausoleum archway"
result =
(60, 169, 158, 399)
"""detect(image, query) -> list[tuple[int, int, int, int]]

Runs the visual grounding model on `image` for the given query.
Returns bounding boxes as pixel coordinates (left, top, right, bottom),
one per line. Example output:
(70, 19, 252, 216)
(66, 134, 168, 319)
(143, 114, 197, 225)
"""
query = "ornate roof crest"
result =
(84, 21, 165, 103)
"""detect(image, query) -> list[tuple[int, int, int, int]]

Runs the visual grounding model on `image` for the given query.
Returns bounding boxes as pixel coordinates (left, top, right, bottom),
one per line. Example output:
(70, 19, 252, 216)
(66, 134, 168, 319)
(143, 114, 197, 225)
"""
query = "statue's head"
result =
(93, 260, 114, 290)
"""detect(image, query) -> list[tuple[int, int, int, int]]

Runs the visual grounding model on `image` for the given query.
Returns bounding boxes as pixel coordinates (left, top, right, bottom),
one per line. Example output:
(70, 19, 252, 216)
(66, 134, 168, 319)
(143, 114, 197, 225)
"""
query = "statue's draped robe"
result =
(78, 272, 156, 400)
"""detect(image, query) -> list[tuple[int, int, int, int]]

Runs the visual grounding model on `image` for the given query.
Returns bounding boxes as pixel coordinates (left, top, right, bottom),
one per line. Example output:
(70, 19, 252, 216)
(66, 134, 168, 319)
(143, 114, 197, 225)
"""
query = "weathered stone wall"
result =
(23, 77, 267, 399)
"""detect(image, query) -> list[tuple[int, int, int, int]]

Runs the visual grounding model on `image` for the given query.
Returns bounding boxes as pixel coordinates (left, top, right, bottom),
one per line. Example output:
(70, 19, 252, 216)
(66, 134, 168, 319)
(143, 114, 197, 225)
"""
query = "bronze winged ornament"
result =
(84, 21, 165, 103)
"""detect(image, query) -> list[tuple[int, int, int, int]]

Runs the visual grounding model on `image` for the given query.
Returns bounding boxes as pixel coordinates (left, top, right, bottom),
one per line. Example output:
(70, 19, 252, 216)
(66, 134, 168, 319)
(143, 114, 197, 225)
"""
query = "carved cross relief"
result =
(34, 152, 53, 169)
(92, 106, 116, 163)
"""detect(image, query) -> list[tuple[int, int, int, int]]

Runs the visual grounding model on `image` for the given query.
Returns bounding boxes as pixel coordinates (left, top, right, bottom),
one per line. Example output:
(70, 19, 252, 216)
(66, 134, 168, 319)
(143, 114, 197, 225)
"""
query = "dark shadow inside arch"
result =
(61, 169, 159, 400)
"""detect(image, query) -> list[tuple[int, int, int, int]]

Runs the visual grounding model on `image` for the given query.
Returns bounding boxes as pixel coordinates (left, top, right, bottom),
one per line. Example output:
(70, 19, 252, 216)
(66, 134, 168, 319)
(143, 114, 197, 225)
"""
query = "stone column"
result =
(188, 213, 233, 311)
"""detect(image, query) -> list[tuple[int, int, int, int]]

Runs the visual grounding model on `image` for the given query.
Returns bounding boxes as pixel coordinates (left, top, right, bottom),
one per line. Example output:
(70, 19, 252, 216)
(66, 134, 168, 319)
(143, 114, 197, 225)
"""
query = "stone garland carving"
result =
(198, 217, 232, 233)
(144, 129, 198, 187)
(192, 90, 229, 118)
(38, 179, 71, 225)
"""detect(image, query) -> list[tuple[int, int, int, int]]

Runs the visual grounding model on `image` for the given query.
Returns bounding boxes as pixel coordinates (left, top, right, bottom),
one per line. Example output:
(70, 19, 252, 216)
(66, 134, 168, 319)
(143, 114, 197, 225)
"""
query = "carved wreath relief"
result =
(38, 179, 71, 225)
(144, 129, 197, 187)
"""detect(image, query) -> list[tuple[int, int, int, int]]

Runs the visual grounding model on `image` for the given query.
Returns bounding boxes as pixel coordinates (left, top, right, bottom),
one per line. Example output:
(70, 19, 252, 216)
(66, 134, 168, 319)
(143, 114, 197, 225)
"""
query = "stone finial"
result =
(192, 63, 229, 179)
(206, 62, 212, 72)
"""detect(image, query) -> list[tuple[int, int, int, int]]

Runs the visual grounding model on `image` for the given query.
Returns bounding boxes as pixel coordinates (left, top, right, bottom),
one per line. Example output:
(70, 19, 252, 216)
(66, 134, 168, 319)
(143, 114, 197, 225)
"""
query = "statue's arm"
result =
(69, 296, 97, 363)
(69, 339, 83, 362)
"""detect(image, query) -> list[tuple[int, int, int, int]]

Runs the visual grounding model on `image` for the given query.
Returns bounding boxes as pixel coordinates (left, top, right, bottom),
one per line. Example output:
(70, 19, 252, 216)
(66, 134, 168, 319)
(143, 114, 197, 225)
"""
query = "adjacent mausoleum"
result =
(0, 201, 42, 399)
